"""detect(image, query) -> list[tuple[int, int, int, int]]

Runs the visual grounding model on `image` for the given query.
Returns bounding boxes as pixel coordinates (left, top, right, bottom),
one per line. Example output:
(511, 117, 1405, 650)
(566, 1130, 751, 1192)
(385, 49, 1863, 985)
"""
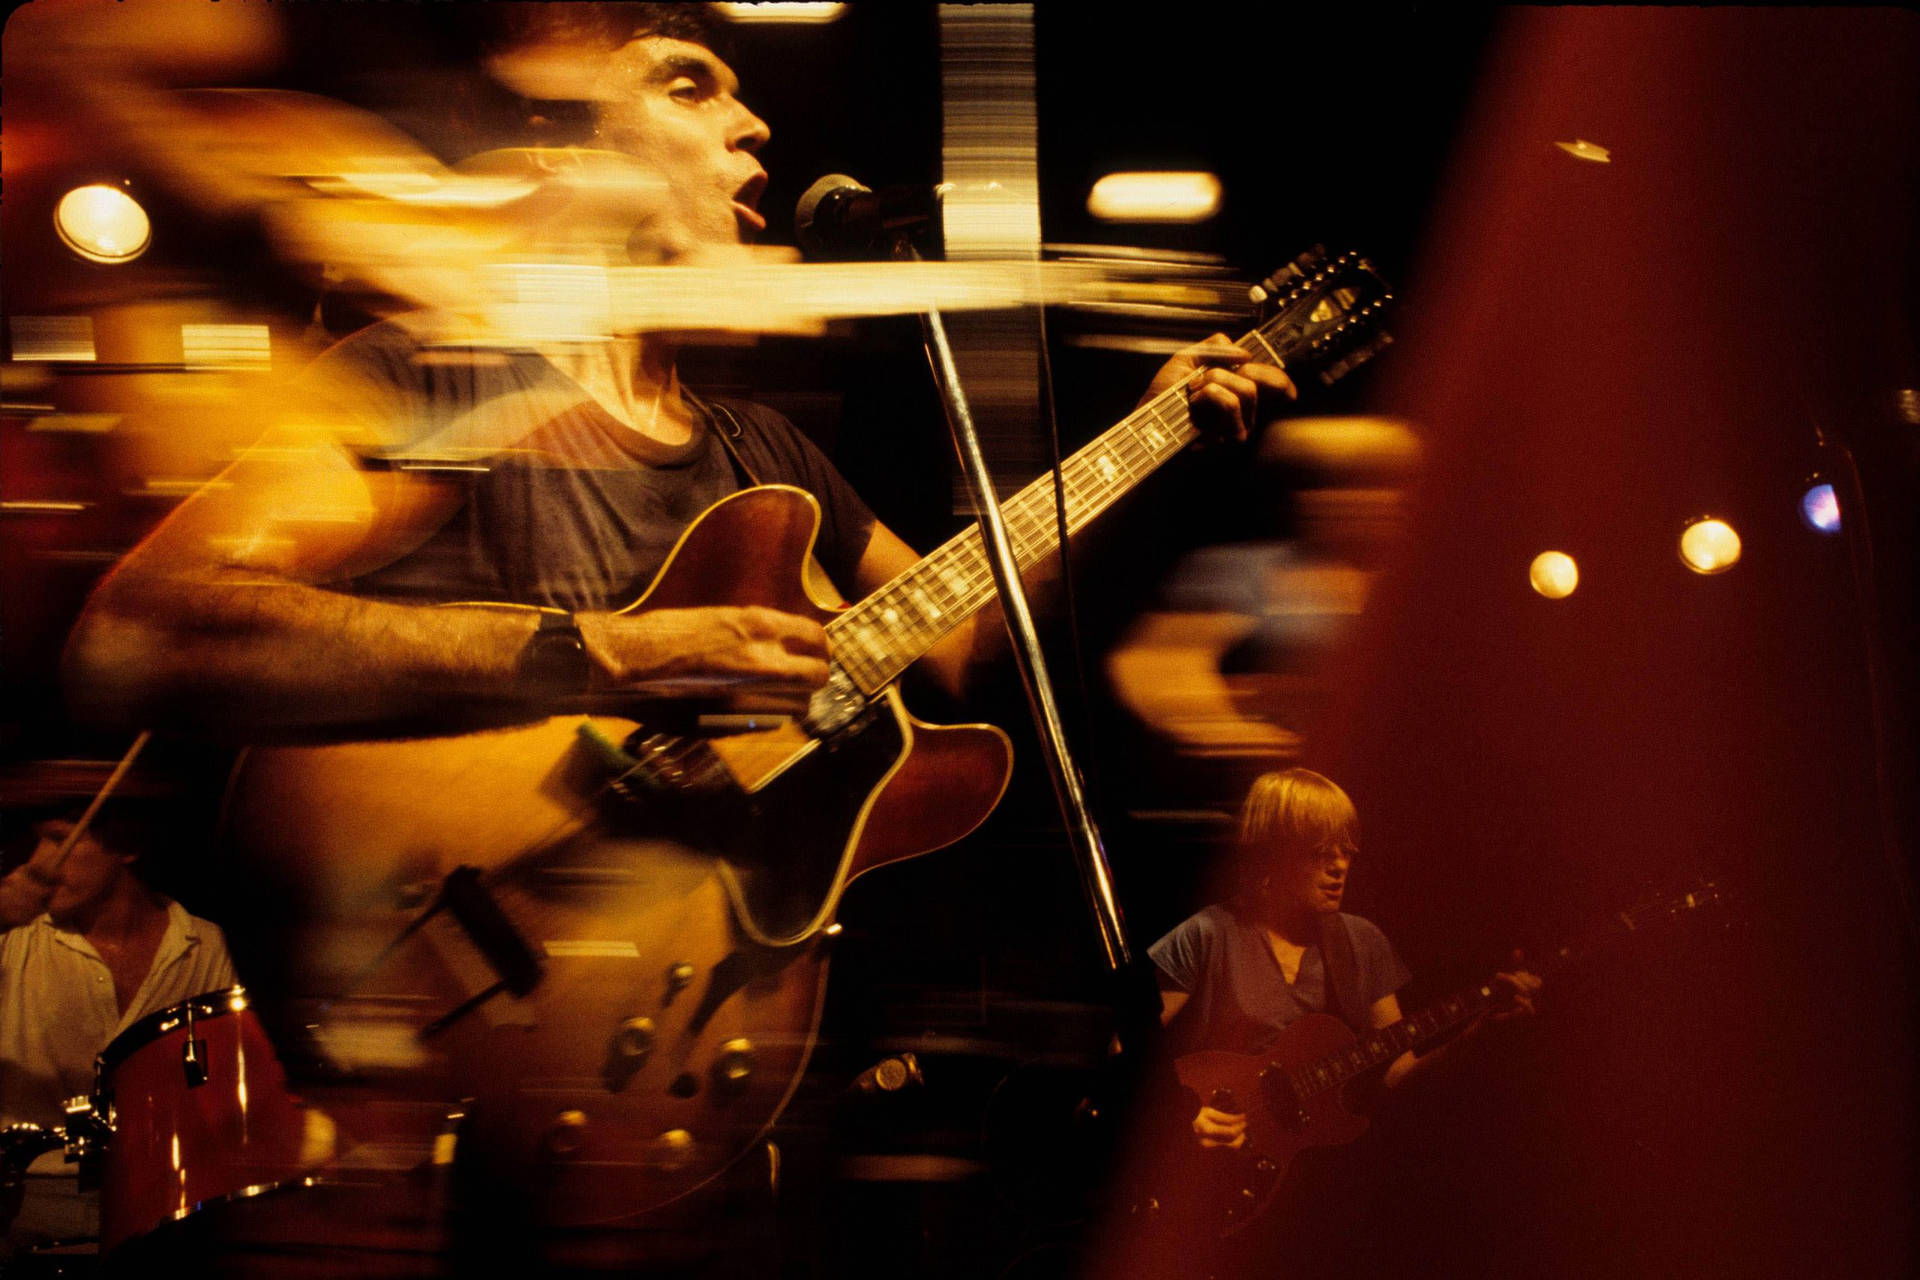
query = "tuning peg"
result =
(1250, 247, 1328, 303)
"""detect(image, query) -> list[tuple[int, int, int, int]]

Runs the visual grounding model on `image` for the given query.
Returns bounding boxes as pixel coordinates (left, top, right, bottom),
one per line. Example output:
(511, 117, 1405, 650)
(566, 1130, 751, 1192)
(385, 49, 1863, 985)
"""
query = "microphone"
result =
(794, 174, 943, 259)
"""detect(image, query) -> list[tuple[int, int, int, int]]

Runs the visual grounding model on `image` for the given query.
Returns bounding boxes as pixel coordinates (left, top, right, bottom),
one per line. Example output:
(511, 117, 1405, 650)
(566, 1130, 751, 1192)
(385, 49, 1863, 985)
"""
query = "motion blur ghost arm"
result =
(61, 424, 830, 738)
(60, 426, 537, 736)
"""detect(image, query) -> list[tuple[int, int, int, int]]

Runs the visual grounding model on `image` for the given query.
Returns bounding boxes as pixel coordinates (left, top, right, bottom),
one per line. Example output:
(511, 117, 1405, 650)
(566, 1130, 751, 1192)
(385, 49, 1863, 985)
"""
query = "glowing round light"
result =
(1679, 518, 1742, 574)
(1800, 483, 1841, 534)
(1528, 551, 1579, 599)
(54, 184, 151, 264)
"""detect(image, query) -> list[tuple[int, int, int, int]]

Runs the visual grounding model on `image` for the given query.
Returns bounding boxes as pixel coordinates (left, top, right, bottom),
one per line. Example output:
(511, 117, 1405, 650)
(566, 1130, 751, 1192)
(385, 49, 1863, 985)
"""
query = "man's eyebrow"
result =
(650, 53, 737, 94)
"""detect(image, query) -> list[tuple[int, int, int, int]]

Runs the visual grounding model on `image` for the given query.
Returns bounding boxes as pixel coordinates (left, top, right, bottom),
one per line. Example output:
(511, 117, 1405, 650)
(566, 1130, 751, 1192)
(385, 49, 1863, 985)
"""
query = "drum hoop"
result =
(107, 1175, 330, 1257)
(93, 986, 252, 1080)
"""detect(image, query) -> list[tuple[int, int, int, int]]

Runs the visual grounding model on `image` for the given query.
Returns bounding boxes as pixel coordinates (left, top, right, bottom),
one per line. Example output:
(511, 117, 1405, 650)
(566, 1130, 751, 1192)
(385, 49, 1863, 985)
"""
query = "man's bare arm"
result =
(64, 426, 828, 737)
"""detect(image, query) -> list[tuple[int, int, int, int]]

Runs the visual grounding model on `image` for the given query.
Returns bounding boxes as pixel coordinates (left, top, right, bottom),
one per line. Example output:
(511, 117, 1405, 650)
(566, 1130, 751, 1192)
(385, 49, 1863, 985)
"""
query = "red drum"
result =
(90, 988, 320, 1253)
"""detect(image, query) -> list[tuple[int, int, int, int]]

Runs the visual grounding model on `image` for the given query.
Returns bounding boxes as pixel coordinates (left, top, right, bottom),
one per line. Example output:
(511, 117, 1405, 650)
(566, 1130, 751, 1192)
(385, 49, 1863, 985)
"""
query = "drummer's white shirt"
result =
(0, 900, 236, 1132)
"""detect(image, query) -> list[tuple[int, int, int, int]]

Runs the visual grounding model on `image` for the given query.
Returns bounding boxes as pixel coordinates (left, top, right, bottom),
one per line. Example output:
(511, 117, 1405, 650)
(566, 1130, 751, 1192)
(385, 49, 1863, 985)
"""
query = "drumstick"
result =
(47, 731, 152, 875)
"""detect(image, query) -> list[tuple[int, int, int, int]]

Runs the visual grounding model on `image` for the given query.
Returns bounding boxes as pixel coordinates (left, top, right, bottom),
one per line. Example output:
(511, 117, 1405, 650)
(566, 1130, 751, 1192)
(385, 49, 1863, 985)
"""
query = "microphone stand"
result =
(901, 239, 1148, 1035)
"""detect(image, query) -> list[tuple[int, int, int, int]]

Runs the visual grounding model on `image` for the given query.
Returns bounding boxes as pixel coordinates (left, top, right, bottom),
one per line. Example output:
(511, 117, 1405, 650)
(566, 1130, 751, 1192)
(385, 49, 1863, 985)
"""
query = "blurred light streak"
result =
(54, 184, 152, 263)
(1800, 482, 1841, 534)
(1679, 517, 1742, 573)
(469, 259, 1200, 342)
(27, 415, 122, 434)
(1265, 416, 1423, 477)
(716, 3, 846, 22)
(1107, 416, 1421, 764)
(181, 324, 272, 370)
(1063, 335, 1212, 355)
(1086, 171, 1224, 223)
(1529, 550, 1580, 598)
(139, 479, 229, 498)
(9, 317, 97, 363)
(1553, 139, 1613, 163)
(940, 5, 1042, 258)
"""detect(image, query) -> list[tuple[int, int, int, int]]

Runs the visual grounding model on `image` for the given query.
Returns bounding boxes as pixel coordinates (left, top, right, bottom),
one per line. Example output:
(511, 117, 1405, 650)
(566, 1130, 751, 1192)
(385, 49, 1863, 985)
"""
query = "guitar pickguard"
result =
(597, 692, 911, 946)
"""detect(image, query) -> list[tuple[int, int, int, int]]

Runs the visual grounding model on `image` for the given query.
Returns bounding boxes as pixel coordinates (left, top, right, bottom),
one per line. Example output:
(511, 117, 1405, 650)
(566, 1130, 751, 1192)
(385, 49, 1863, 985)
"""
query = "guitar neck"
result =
(1279, 981, 1497, 1102)
(822, 249, 1389, 695)
(825, 380, 1205, 692)
(1276, 881, 1725, 1101)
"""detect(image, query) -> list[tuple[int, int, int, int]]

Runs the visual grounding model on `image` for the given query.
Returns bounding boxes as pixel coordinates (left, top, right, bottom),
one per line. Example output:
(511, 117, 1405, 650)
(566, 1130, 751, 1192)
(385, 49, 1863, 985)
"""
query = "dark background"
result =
(3, 5, 1915, 1277)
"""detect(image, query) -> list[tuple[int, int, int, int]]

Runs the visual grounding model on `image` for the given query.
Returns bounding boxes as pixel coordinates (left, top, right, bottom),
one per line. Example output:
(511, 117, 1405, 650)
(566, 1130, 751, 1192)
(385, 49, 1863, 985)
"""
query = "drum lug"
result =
(181, 1000, 209, 1086)
(182, 1036, 209, 1087)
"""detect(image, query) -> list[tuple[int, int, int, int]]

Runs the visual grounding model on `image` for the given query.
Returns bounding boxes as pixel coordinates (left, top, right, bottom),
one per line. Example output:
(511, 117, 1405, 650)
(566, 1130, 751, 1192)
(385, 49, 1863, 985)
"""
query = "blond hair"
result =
(1237, 768, 1358, 865)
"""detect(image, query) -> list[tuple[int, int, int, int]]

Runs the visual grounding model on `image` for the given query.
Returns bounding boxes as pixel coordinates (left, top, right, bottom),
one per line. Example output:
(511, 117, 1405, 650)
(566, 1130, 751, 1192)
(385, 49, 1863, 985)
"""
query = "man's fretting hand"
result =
(576, 606, 830, 713)
(1488, 953, 1544, 1023)
(1142, 334, 1297, 446)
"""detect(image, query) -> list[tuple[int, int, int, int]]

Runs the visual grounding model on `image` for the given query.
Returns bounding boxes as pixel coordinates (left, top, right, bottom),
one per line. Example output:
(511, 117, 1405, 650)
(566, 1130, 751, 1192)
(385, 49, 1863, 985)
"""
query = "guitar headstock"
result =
(1615, 878, 1732, 933)
(1247, 246, 1393, 387)
(1543, 878, 1734, 972)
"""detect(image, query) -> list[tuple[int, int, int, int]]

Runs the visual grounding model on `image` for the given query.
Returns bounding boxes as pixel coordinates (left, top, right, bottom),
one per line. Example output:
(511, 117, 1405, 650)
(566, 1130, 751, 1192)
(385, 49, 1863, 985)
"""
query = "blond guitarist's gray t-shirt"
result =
(292, 318, 877, 610)
(1151, 903, 1409, 1053)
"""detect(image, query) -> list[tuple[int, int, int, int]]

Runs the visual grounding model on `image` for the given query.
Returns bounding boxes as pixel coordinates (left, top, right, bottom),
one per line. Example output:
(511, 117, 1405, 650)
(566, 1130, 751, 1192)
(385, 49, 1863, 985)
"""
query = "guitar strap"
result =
(1318, 913, 1366, 1033)
(701, 395, 847, 604)
(700, 397, 761, 484)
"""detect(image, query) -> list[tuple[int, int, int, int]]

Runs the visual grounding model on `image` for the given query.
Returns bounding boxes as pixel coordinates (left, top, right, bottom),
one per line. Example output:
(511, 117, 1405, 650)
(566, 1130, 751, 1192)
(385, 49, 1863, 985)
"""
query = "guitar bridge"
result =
(802, 665, 868, 738)
(614, 732, 737, 800)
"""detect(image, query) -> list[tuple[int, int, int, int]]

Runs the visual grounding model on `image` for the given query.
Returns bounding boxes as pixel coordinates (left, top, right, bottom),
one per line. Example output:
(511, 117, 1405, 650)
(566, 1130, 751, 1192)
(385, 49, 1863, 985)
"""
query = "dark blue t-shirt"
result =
(1150, 903, 1409, 1053)
(292, 318, 878, 611)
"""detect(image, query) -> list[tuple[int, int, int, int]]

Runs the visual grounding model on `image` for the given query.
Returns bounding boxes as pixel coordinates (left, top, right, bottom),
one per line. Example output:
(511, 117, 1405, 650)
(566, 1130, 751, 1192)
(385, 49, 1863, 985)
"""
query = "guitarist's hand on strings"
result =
(576, 606, 830, 713)
(1140, 334, 1298, 446)
(1487, 953, 1544, 1023)
(1193, 1103, 1249, 1150)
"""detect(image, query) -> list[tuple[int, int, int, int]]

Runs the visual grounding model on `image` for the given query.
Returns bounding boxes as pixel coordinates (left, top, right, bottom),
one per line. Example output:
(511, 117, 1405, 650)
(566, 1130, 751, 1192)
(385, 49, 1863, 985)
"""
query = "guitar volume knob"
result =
(666, 962, 697, 995)
(715, 1037, 756, 1086)
(615, 1017, 658, 1061)
(544, 1109, 589, 1158)
(649, 1128, 696, 1171)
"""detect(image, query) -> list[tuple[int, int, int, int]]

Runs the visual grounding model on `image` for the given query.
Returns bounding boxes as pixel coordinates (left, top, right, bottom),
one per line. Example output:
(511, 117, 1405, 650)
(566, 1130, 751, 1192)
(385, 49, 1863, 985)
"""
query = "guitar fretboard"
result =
(825, 384, 1204, 693)
(1279, 985, 1493, 1102)
(1273, 883, 1722, 1102)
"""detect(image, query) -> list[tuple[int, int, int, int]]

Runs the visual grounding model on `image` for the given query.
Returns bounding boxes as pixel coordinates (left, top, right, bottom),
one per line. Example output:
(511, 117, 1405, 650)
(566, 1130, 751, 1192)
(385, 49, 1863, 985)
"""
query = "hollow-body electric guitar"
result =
(1149, 882, 1728, 1243)
(222, 249, 1393, 1226)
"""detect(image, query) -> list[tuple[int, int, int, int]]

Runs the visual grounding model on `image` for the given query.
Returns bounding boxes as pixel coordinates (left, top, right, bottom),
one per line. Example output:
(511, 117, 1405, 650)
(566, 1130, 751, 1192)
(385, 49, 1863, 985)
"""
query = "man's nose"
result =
(731, 100, 771, 154)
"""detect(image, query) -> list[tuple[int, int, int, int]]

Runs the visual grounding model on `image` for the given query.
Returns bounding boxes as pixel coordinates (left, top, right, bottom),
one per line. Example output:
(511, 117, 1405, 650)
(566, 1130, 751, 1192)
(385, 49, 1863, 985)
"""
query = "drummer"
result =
(1, 801, 236, 1256)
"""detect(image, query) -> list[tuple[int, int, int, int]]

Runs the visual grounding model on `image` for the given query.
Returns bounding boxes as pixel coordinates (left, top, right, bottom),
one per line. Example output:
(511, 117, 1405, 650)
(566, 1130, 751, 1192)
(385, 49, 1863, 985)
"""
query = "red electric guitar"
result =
(1141, 881, 1729, 1243)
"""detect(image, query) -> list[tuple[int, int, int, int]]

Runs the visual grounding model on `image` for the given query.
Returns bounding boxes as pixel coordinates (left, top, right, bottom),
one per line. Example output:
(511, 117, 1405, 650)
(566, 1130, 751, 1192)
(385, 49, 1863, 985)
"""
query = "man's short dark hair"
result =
(454, 3, 733, 155)
(482, 3, 730, 61)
